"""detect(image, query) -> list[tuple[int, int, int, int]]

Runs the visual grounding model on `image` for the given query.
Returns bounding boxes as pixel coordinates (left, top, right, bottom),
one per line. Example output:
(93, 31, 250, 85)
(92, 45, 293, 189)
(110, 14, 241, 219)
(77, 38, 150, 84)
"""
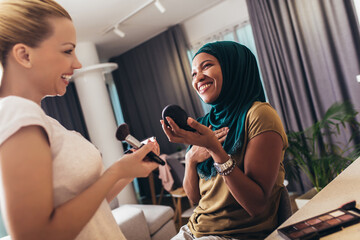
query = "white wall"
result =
(181, 0, 248, 45)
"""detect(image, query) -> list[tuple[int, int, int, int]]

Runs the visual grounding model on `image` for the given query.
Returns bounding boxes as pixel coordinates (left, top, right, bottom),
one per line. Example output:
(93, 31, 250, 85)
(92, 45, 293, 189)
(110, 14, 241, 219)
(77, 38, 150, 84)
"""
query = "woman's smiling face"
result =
(191, 52, 223, 104)
(28, 17, 82, 98)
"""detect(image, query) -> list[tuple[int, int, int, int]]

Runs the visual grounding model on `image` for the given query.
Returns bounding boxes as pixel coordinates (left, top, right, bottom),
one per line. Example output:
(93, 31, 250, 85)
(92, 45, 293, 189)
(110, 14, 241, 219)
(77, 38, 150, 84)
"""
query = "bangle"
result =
(213, 155, 236, 176)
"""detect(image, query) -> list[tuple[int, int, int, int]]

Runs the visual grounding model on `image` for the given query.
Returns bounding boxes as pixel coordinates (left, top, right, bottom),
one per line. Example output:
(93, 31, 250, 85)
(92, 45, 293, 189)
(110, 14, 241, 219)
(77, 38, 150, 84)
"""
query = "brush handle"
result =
(123, 144, 165, 165)
(146, 151, 166, 165)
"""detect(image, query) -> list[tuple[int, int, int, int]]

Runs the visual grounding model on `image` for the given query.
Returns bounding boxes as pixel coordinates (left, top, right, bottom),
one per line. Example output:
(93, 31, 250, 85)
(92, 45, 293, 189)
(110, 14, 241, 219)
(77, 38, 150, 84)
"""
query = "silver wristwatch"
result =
(213, 155, 235, 175)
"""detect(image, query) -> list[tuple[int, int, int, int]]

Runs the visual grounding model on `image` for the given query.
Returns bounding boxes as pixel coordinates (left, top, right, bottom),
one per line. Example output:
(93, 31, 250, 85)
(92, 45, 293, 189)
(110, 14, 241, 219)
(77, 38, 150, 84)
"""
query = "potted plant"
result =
(284, 102, 360, 208)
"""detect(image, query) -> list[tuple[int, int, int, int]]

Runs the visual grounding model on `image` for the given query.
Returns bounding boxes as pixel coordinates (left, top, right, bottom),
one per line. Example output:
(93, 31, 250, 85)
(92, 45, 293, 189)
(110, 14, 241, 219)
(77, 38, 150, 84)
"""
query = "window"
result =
(354, 0, 360, 26)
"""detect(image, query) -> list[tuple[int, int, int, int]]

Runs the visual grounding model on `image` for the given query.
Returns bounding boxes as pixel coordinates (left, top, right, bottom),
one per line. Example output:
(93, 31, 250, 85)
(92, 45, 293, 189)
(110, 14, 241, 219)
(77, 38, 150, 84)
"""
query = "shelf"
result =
(72, 62, 118, 79)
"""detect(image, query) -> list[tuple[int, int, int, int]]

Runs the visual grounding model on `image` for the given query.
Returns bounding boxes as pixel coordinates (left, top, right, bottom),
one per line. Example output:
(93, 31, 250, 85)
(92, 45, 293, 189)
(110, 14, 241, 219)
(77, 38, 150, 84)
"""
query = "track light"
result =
(113, 24, 125, 38)
(154, 0, 166, 13)
(104, 0, 165, 37)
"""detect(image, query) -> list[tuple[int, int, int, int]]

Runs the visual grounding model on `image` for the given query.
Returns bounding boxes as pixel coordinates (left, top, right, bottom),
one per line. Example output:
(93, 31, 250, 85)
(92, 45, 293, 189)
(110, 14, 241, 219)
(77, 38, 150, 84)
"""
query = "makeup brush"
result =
(116, 123, 165, 165)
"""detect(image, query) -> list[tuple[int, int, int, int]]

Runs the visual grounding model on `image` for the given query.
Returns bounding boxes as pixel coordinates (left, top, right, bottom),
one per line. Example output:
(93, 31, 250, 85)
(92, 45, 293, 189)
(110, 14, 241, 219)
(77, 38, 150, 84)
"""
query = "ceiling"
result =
(56, 0, 224, 60)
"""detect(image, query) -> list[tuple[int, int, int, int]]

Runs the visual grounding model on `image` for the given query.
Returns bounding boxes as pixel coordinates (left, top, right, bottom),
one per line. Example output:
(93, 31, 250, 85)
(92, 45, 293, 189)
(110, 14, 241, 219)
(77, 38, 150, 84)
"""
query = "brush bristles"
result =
(116, 123, 130, 141)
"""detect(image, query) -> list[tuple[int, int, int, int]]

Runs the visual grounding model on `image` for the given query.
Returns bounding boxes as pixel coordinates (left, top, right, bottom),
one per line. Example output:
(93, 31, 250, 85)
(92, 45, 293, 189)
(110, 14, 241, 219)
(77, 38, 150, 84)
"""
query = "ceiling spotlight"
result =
(113, 24, 125, 38)
(154, 0, 166, 13)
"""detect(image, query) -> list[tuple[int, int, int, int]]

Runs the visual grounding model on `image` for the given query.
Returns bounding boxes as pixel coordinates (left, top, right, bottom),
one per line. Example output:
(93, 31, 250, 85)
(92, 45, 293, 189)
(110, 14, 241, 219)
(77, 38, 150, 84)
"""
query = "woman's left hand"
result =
(160, 117, 221, 151)
(186, 126, 229, 163)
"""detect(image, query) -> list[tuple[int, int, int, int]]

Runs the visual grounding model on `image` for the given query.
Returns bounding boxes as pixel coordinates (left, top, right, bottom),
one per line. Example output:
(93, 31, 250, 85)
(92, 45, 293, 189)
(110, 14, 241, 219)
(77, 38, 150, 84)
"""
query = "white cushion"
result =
(151, 219, 177, 240)
(112, 205, 151, 240)
(126, 204, 174, 235)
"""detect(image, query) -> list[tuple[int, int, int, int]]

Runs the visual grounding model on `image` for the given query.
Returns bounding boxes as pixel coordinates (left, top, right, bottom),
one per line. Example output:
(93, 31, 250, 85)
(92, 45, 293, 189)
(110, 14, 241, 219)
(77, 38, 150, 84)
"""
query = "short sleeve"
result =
(246, 102, 288, 149)
(0, 96, 51, 146)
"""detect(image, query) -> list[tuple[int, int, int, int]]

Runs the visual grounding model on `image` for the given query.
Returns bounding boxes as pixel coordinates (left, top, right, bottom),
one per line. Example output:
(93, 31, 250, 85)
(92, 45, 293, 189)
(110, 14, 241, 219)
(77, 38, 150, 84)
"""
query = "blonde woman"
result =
(0, 0, 160, 239)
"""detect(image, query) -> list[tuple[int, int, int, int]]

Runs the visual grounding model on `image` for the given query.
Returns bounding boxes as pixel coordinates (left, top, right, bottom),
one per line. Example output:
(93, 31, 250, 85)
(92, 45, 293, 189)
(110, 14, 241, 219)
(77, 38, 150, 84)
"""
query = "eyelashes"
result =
(64, 49, 73, 54)
(192, 63, 213, 79)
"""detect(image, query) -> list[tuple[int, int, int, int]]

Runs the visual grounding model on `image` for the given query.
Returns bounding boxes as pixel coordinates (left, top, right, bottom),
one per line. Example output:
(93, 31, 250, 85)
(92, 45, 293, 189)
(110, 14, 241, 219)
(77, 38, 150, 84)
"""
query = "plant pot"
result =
(295, 188, 318, 210)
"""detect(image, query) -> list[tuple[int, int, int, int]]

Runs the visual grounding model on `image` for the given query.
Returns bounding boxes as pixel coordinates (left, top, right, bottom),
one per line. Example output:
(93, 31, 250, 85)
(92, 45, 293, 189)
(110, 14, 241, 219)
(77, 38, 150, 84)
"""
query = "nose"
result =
(73, 54, 82, 69)
(193, 71, 205, 84)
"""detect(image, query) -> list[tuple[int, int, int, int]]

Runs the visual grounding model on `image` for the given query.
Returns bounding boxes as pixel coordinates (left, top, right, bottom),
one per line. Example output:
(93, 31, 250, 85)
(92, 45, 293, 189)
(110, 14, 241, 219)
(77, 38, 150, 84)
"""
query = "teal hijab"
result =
(192, 41, 266, 180)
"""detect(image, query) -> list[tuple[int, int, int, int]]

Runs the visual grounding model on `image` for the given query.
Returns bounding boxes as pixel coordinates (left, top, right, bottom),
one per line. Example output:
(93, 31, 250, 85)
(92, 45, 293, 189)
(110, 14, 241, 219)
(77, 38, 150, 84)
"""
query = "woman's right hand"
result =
(185, 126, 229, 164)
(114, 142, 160, 178)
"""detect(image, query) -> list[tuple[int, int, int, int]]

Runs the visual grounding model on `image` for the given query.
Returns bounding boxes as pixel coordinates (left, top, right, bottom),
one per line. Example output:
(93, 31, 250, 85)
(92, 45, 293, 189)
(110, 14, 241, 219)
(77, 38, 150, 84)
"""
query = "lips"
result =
(198, 82, 212, 94)
(61, 74, 72, 82)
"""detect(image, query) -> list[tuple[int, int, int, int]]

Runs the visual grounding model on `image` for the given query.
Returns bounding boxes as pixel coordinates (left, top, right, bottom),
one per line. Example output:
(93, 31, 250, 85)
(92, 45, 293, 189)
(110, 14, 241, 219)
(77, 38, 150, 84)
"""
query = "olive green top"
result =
(188, 102, 288, 239)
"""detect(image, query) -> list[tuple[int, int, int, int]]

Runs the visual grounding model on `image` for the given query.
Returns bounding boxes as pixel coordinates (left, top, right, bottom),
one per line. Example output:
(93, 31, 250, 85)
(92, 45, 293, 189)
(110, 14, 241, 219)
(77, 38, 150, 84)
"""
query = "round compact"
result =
(162, 104, 196, 132)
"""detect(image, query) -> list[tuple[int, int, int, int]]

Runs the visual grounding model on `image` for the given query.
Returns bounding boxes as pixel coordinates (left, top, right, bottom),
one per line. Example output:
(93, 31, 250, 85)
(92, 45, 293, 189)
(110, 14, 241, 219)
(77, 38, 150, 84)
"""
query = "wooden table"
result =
(266, 157, 360, 239)
(148, 172, 157, 205)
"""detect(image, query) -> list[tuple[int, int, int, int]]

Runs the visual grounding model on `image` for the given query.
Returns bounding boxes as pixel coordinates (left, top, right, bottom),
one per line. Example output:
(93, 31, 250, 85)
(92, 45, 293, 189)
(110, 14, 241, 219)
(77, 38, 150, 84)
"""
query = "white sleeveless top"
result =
(0, 96, 125, 240)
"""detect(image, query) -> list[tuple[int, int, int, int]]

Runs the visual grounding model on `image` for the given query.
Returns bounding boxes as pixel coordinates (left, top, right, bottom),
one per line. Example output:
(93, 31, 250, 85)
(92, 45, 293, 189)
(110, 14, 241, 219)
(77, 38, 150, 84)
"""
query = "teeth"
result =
(61, 75, 72, 81)
(199, 83, 211, 91)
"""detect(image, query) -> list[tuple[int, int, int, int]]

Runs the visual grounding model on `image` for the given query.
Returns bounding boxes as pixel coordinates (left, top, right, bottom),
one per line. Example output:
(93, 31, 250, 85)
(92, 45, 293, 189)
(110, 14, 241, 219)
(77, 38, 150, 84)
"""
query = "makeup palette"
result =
(278, 203, 360, 240)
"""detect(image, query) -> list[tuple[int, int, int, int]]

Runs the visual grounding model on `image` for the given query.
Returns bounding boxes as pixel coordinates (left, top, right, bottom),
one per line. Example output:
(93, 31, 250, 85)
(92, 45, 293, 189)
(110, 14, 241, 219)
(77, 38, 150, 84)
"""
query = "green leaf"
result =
(284, 101, 360, 191)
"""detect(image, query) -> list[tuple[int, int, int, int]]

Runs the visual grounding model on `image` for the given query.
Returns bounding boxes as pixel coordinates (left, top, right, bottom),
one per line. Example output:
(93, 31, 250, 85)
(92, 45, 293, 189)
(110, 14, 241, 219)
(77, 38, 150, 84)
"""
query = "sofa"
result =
(0, 203, 177, 240)
(112, 204, 177, 240)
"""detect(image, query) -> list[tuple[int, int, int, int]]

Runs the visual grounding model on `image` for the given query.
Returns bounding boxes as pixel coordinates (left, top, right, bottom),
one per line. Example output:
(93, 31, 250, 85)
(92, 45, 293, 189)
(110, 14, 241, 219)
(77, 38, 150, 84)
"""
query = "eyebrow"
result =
(200, 59, 213, 65)
(62, 42, 76, 48)
(192, 59, 213, 72)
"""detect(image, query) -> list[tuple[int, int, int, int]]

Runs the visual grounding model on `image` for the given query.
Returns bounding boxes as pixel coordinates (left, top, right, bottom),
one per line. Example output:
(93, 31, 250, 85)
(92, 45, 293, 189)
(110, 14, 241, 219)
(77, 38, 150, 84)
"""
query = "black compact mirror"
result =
(162, 105, 196, 132)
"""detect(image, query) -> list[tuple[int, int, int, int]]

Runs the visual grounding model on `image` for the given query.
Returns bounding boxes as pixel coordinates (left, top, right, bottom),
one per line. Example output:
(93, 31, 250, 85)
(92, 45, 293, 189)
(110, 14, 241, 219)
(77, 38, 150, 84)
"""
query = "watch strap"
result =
(213, 155, 236, 176)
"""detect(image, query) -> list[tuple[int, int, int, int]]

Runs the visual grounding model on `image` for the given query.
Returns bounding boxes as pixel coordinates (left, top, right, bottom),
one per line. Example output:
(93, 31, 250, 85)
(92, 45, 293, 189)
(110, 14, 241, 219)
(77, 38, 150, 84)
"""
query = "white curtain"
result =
(0, 209, 7, 237)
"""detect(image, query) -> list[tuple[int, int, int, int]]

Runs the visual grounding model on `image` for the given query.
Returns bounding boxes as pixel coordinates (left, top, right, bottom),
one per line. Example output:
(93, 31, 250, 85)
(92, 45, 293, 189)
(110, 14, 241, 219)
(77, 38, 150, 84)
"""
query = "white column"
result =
(73, 42, 137, 205)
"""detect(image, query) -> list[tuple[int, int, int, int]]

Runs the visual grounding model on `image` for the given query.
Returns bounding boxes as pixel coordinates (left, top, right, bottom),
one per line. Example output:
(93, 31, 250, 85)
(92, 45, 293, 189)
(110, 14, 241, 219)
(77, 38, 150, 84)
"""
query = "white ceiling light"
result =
(104, 0, 166, 37)
(113, 24, 125, 38)
(154, 0, 166, 13)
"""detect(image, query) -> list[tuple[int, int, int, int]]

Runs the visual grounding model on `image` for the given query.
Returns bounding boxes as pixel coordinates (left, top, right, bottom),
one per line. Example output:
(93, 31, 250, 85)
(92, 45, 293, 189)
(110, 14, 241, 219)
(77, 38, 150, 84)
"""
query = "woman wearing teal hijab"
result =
(161, 41, 288, 239)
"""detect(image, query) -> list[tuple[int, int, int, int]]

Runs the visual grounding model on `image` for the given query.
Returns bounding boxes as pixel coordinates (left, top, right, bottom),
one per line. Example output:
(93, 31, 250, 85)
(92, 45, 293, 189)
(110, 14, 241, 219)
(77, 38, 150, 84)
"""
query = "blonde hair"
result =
(0, 0, 71, 68)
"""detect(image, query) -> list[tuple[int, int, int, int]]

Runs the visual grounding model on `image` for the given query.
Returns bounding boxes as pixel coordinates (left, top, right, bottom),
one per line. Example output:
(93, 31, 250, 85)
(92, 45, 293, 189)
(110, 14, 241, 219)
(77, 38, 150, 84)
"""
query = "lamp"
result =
(103, 0, 166, 36)
(113, 24, 125, 38)
(154, 0, 166, 13)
